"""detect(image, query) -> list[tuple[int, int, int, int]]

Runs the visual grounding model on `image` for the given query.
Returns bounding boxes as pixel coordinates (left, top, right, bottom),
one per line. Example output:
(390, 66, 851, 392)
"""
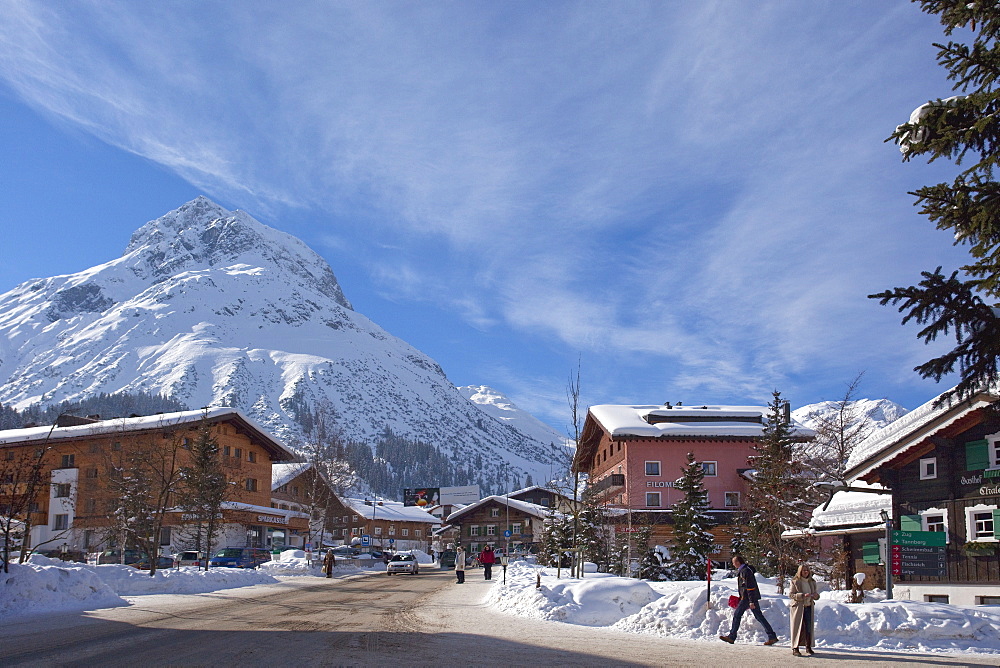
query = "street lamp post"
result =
(880, 508, 893, 600)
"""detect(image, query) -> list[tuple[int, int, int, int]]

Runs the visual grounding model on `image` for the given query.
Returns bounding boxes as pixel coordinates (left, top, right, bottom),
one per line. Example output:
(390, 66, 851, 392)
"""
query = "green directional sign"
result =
(892, 530, 946, 547)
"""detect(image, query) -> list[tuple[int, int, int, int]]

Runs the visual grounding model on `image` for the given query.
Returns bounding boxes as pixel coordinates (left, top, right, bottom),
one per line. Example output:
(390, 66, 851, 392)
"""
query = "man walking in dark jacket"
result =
(719, 555, 778, 645)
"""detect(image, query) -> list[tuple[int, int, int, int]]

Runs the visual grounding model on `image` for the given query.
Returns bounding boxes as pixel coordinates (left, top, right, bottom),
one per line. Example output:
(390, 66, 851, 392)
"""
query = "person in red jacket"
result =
(478, 545, 497, 581)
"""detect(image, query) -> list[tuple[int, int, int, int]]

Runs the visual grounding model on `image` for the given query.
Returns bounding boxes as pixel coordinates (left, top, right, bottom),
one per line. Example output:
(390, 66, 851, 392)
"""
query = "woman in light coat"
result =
(788, 564, 820, 656)
(454, 546, 466, 584)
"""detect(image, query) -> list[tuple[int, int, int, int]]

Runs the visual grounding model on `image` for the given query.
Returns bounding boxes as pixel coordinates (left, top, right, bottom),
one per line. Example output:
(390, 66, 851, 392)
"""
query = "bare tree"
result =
(801, 373, 877, 484)
(296, 403, 357, 548)
(566, 360, 584, 577)
(99, 419, 186, 575)
(0, 442, 48, 571)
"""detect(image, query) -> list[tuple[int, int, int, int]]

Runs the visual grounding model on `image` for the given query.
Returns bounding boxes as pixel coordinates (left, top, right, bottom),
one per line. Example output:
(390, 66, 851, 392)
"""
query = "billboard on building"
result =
(403, 485, 481, 506)
(439, 485, 481, 505)
(403, 488, 440, 507)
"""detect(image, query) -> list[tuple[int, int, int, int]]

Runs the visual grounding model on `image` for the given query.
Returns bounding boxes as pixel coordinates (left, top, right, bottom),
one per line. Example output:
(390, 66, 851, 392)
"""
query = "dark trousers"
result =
(728, 598, 776, 640)
(456, 569, 465, 583)
(483, 563, 492, 580)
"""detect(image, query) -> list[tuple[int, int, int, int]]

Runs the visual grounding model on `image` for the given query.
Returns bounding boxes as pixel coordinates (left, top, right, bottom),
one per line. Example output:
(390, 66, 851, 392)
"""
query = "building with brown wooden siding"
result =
(841, 387, 1000, 606)
(325, 496, 440, 553)
(444, 495, 553, 556)
(0, 408, 305, 557)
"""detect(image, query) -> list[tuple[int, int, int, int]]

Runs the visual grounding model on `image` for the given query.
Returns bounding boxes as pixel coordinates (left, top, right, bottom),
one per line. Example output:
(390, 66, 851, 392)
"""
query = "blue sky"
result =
(0, 1, 974, 434)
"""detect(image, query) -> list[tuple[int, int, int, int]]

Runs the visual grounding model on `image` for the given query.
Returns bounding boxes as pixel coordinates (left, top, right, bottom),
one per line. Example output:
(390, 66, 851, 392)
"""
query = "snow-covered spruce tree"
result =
(577, 492, 611, 572)
(538, 512, 572, 568)
(177, 417, 230, 569)
(632, 523, 654, 579)
(666, 452, 716, 581)
(638, 547, 664, 581)
(744, 391, 816, 592)
(872, 0, 1000, 405)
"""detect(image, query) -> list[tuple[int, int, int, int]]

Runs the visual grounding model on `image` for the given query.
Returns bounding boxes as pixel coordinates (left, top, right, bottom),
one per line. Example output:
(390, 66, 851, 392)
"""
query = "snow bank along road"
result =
(0, 569, 989, 667)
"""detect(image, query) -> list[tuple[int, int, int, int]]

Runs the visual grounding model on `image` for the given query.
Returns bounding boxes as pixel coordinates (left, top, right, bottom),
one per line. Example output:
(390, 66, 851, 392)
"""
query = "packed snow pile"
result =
(487, 562, 1000, 656)
(0, 550, 385, 619)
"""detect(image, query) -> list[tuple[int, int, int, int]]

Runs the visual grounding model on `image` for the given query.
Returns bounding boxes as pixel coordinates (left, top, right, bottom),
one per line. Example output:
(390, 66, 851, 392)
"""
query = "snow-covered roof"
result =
(0, 407, 297, 461)
(845, 386, 999, 482)
(808, 482, 890, 531)
(272, 462, 311, 489)
(588, 404, 815, 440)
(444, 495, 554, 523)
(222, 500, 309, 520)
(342, 498, 441, 525)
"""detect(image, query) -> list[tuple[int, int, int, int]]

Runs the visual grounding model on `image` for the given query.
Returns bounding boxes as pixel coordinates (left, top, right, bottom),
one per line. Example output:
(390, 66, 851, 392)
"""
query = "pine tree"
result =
(871, 1, 1000, 404)
(667, 452, 716, 581)
(577, 493, 611, 572)
(744, 391, 816, 591)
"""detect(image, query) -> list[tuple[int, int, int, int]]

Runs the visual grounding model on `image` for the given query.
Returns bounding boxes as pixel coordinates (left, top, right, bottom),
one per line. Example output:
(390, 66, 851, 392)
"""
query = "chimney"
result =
(56, 414, 101, 428)
(664, 402, 672, 409)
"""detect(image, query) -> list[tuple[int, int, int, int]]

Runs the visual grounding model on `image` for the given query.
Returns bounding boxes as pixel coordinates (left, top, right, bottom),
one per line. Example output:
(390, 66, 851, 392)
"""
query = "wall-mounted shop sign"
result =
(645, 481, 676, 488)
(257, 514, 288, 524)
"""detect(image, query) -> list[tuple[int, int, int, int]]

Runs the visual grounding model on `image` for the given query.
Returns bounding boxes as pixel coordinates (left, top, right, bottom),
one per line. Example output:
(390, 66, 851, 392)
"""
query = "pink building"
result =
(574, 402, 814, 548)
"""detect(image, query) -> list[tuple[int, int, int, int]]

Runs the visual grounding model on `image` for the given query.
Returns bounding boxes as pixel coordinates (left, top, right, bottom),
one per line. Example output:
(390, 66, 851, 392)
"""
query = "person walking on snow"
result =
(454, 546, 466, 584)
(479, 545, 497, 581)
(323, 549, 336, 578)
(789, 564, 820, 656)
(719, 555, 778, 646)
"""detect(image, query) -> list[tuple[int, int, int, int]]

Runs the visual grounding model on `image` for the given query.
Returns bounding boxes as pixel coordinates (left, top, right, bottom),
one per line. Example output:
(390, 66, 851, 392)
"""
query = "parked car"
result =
(93, 549, 145, 565)
(438, 550, 456, 569)
(386, 553, 419, 575)
(208, 547, 273, 568)
(328, 545, 359, 557)
(173, 551, 205, 567)
(130, 555, 175, 570)
(35, 549, 87, 563)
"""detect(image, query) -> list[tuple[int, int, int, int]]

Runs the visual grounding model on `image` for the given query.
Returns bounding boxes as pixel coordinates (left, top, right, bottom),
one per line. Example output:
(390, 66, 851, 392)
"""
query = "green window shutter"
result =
(900, 515, 922, 531)
(966, 439, 990, 470)
(993, 510, 1000, 537)
(862, 542, 881, 564)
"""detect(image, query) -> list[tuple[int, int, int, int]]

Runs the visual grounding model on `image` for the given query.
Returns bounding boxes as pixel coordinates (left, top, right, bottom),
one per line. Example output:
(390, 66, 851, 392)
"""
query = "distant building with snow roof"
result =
(444, 495, 554, 555)
(573, 401, 814, 555)
(324, 496, 440, 552)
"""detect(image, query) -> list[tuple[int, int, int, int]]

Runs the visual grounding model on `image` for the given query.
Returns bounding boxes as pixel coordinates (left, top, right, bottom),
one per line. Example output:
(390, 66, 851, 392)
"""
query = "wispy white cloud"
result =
(0, 0, 964, 409)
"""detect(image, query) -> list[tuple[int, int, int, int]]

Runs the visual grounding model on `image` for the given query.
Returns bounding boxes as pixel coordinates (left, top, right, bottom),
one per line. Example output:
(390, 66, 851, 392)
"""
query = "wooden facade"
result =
(0, 409, 305, 556)
(844, 390, 1000, 605)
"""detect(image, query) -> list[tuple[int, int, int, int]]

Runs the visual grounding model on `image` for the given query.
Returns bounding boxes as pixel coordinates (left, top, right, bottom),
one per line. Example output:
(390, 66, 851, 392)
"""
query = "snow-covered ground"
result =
(0, 549, 417, 619)
(487, 562, 1000, 657)
(4, 551, 998, 659)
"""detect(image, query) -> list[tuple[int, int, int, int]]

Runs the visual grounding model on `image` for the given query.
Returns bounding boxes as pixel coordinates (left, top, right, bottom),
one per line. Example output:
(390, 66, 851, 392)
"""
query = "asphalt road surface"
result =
(0, 568, 992, 667)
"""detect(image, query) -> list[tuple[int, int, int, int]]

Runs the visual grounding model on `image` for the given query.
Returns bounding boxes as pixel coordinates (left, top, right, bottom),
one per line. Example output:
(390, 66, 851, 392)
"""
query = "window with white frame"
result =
(53, 514, 69, 530)
(389, 526, 396, 536)
(965, 504, 998, 541)
(487, 525, 497, 536)
(512, 522, 522, 534)
(374, 527, 382, 535)
(415, 529, 422, 537)
(645, 461, 660, 476)
(401, 528, 409, 537)
(701, 462, 717, 477)
(989, 432, 1000, 468)
(920, 507, 948, 540)
(470, 525, 481, 536)
(490, 508, 500, 517)
(919, 457, 938, 480)
(646, 492, 661, 507)
(724, 492, 741, 508)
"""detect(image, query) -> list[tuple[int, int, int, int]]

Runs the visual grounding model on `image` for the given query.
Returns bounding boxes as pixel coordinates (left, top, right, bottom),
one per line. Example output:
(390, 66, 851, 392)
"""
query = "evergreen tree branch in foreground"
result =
(873, 0, 1000, 405)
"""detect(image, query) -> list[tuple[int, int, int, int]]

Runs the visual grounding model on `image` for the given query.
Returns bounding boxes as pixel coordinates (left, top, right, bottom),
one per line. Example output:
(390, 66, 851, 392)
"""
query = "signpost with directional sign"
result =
(891, 530, 947, 577)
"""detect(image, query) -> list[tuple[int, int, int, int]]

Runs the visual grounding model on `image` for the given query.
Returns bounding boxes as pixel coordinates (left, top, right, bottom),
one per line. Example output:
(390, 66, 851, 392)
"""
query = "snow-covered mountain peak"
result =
(123, 196, 351, 310)
(792, 398, 908, 433)
(0, 199, 568, 494)
(458, 385, 572, 449)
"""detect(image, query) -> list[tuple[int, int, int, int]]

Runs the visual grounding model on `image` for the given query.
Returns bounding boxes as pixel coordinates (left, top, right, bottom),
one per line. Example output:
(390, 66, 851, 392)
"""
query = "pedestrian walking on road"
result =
(789, 564, 820, 656)
(719, 555, 778, 646)
(479, 545, 497, 581)
(455, 546, 466, 584)
(323, 549, 336, 578)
